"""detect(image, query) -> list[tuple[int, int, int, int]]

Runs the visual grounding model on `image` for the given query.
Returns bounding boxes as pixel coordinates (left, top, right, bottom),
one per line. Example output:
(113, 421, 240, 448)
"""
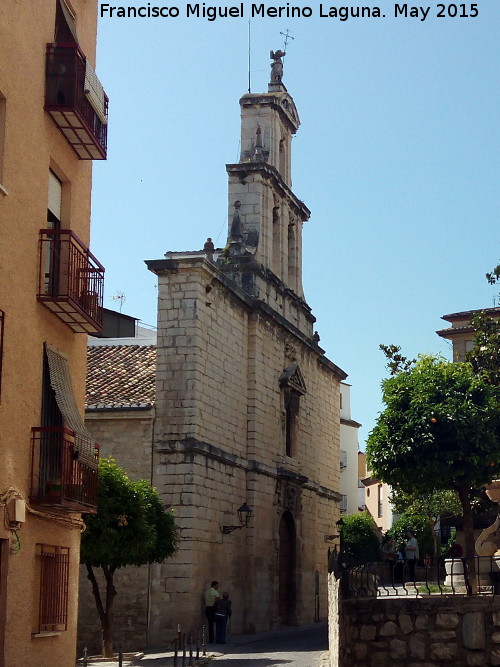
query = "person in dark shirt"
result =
(214, 592, 232, 644)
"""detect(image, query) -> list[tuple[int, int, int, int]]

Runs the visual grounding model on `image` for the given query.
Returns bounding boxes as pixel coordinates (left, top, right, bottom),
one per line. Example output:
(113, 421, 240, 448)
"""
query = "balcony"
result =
(37, 229, 104, 334)
(30, 427, 99, 513)
(45, 44, 108, 159)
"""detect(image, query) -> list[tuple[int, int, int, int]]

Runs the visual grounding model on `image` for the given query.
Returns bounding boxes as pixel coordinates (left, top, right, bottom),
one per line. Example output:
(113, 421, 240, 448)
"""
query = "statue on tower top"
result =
(270, 50, 286, 84)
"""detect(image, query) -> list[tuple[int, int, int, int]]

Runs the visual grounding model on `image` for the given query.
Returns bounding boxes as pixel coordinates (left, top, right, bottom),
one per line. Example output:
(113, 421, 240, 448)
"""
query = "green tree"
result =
(81, 459, 179, 658)
(366, 355, 500, 590)
(390, 512, 434, 561)
(389, 487, 462, 560)
(467, 261, 500, 387)
(340, 512, 380, 565)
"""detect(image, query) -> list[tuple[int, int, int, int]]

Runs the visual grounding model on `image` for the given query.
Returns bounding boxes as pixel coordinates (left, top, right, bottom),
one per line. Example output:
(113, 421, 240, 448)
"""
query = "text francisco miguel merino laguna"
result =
(100, 4, 464, 21)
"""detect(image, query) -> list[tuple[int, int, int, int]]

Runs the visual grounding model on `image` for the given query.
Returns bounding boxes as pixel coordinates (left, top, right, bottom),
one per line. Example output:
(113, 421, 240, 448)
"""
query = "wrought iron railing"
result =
(37, 229, 104, 334)
(340, 556, 500, 598)
(45, 44, 108, 159)
(30, 427, 99, 513)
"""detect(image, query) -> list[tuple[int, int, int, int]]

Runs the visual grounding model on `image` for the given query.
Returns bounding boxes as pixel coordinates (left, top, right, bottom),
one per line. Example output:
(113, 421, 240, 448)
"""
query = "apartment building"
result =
(0, 2, 106, 664)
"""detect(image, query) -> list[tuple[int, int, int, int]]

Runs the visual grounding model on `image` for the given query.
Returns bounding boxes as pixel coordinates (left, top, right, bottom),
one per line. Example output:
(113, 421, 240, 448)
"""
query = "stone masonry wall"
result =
(334, 591, 500, 667)
(152, 257, 343, 644)
(77, 410, 154, 656)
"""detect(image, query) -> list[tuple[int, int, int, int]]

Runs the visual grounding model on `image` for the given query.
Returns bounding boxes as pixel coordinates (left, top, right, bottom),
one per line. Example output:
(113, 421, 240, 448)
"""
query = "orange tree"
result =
(366, 355, 499, 587)
(81, 458, 178, 658)
(467, 261, 500, 387)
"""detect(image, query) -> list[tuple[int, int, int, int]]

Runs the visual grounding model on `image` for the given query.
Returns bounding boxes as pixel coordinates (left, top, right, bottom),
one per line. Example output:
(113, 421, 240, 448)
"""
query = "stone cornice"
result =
(146, 256, 347, 381)
(239, 91, 300, 133)
(341, 417, 362, 428)
(156, 438, 342, 501)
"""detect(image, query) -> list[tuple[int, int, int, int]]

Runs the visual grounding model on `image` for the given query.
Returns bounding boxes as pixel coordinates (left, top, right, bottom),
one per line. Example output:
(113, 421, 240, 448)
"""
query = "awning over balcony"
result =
(45, 344, 98, 470)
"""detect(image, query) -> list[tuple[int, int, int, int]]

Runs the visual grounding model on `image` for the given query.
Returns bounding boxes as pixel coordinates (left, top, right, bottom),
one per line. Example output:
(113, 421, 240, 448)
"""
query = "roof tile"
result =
(86, 345, 156, 409)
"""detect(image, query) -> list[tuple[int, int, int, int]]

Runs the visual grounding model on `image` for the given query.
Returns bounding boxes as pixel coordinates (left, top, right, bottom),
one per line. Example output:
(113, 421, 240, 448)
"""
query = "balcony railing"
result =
(30, 427, 99, 513)
(45, 44, 108, 159)
(37, 229, 104, 334)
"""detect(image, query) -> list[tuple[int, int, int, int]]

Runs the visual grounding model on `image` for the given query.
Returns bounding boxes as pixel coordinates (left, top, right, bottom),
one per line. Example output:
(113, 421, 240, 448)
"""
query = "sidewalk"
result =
(77, 622, 330, 667)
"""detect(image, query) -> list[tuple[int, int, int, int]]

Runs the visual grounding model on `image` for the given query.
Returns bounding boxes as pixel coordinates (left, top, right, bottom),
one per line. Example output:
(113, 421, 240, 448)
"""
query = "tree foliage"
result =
(389, 487, 462, 560)
(81, 458, 179, 657)
(82, 458, 178, 568)
(379, 344, 415, 376)
(467, 312, 500, 387)
(366, 355, 500, 576)
(389, 488, 462, 521)
(340, 512, 380, 565)
(467, 261, 500, 387)
(390, 512, 434, 560)
(486, 262, 500, 289)
(366, 355, 500, 493)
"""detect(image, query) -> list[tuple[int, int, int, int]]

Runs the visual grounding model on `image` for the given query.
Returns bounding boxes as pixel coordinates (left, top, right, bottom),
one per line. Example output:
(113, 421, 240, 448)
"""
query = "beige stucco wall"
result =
(364, 479, 393, 535)
(0, 2, 100, 665)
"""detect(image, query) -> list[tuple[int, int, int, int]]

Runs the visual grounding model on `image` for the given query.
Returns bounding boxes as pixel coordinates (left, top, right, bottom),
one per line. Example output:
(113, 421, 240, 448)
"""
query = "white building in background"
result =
(339, 383, 362, 516)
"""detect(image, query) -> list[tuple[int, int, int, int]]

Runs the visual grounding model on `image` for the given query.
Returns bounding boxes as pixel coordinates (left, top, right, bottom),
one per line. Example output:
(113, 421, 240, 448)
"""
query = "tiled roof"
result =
(86, 345, 156, 410)
(442, 307, 500, 323)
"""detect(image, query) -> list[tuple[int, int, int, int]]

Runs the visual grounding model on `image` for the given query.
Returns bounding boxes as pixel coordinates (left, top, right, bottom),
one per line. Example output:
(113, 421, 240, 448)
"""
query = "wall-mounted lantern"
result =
(220, 502, 252, 535)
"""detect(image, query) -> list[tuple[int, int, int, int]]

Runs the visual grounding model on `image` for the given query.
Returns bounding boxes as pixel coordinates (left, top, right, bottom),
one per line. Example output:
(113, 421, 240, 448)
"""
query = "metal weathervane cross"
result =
(280, 29, 294, 54)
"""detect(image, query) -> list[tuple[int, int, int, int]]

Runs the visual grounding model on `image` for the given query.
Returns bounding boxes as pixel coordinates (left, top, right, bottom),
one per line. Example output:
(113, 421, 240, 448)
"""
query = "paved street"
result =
(207, 622, 329, 667)
(79, 623, 329, 667)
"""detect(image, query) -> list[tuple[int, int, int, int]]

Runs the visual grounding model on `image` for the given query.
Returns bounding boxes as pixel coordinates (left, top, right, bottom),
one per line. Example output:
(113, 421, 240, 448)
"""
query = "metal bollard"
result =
(202, 624, 206, 657)
(118, 644, 123, 667)
(182, 632, 186, 667)
(83, 646, 88, 667)
(173, 635, 178, 667)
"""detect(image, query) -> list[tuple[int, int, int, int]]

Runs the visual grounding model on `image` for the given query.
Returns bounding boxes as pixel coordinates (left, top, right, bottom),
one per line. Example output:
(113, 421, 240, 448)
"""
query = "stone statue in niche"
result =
(270, 50, 286, 83)
(230, 201, 242, 239)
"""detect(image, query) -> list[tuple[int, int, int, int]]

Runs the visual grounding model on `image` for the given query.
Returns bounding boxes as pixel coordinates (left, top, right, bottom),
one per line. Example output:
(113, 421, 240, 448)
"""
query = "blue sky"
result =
(90, 1, 500, 446)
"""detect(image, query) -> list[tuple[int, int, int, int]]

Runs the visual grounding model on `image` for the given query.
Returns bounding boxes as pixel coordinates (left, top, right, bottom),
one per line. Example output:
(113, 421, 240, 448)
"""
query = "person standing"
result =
(405, 530, 419, 581)
(204, 580, 220, 643)
(215, 592, 232, 644)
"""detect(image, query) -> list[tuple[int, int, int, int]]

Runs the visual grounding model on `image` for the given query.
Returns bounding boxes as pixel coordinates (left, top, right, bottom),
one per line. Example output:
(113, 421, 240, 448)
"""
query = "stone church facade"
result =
(145, 59, 346, 643)
(80, 56, 348, 650)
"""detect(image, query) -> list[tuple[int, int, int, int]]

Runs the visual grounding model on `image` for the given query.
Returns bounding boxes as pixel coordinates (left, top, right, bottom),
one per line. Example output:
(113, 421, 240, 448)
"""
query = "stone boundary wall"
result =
(339, 594, 500, 666)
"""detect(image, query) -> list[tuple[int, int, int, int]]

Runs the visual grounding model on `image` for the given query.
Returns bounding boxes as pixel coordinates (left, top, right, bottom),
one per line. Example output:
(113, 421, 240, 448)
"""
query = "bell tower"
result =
(223, 51, 313, 337)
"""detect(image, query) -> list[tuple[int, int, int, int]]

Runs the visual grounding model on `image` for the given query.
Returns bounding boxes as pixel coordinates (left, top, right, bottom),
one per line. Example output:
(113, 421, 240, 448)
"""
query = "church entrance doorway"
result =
(278, 510, 296, 624)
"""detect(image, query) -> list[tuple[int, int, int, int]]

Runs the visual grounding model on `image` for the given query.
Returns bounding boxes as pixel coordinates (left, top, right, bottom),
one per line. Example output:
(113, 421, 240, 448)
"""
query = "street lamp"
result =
(220, 503, 252, 535)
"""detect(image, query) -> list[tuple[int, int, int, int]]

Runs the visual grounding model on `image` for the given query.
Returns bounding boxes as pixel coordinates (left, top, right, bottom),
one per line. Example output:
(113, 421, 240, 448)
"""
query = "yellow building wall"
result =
(0, 2, 101, 665)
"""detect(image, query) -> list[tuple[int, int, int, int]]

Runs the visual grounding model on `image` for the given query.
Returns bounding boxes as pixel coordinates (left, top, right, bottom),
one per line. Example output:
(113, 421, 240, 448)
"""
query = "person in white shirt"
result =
(405, 530, 419, 581)
(204, 580, 220, 643)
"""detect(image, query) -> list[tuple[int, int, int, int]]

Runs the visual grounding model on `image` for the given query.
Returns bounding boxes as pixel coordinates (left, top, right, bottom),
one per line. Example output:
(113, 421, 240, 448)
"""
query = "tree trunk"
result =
(102, 565, 117, 658)
(102, 617, 114, 660)
(85, 563, 117, 659)
(428, 516, 438, 562)
(457, 485, 477, 594)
